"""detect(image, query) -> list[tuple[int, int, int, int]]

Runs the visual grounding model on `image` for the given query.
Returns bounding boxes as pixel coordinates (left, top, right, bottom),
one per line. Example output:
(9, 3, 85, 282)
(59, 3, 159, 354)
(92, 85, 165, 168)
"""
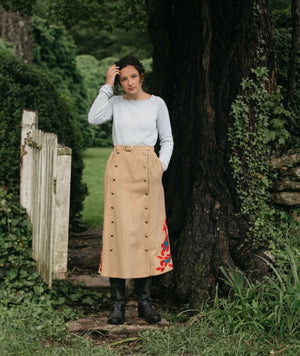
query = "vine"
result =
(228, 55, 292, 249)
(0, 187, 106, 309)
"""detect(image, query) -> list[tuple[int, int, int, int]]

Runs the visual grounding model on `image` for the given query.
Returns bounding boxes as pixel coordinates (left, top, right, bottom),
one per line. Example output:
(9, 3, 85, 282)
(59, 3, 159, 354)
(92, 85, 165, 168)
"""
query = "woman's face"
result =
(119, 65, 143, 97)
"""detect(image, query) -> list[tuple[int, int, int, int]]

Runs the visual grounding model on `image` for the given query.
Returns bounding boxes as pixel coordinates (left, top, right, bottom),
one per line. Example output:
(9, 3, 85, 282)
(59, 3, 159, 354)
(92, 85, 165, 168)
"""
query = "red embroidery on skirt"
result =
(156, 219, 173, 272)
(99, 246, 103, 272)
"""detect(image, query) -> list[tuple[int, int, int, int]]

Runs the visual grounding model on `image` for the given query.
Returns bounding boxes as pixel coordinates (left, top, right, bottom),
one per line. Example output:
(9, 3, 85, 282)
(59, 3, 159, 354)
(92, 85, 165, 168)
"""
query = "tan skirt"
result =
(99, 145, 173, 278)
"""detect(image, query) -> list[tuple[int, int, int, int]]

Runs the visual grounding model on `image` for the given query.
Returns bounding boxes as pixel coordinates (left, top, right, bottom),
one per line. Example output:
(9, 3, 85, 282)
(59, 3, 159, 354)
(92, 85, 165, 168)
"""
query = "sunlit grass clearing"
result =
(82, 147, 112, 229)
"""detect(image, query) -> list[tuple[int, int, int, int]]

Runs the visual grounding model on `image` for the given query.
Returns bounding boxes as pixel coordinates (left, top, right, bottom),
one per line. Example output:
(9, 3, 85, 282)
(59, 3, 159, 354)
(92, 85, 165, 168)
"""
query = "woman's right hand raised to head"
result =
(105, 64, 120, 87)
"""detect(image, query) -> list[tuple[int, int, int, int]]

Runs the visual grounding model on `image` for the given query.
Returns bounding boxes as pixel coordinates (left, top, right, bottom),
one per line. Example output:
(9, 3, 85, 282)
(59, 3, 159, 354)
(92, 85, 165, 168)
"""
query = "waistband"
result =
(114, 145, 154, 152)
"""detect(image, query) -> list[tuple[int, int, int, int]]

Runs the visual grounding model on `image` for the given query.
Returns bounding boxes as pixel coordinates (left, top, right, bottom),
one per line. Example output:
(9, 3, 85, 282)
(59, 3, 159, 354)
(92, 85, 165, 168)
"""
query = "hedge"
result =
(0, 48, 87, 229)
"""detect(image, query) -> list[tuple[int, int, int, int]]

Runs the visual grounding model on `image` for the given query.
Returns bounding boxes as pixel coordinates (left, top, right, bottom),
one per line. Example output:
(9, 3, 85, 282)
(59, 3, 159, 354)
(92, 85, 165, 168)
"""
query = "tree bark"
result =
(147, 0, 275, 305)
(0, 8, 33, 64)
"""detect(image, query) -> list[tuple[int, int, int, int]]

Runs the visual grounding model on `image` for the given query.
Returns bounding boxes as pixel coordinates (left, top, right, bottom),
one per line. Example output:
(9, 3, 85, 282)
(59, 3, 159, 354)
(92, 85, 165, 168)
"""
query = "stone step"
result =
(67, 302, 169, 338)
(67, 274, 109, 288)
(66, 274, 135, 294)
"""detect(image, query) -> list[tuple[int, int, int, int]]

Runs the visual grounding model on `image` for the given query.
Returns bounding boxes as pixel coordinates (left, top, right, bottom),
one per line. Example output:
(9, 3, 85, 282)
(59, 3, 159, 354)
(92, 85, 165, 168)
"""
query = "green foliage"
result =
(35, 0, 151, 61)
(0, 38, 13, 52)
(0, 188, 33, 276)
(0, 187, 106, 309)
(0, 302, 119, 355)
(139, 295, 298, 355)
(0, 48, 87, 228)
(229, 64, 292, 247)
(272, 8, 300, 144)
(0, 0, 36, 16)
(76, 55, 114, 147)
(0, 187, 48, 305)
(48, 0, 108, 30)
(33, 16, 83, 97)
(111, 0, 147, 32)
(32, 16, 92, 149)
(138, 241, 299, 355)
(218, 247, 299, 339)
(269, 0, 290, 11)
(47, 0, 147, 32)
(228, 55, 299, 347)
(140, 316, 267, 355)
(76, 55, 114, 106)
(71, 24, 152, 61)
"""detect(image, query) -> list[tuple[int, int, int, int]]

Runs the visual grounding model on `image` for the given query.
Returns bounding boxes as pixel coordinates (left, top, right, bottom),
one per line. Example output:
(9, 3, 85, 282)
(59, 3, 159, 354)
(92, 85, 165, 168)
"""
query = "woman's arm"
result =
(88, 64, 120, 125)
(88, 84, 114, 125)
(157, 99, 174, 172)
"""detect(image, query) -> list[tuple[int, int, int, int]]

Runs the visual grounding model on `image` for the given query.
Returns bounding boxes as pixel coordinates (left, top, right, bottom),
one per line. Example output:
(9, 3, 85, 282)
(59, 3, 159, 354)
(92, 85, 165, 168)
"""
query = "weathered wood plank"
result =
(20, 110, 72, 288)
(53, 145, 72, 279)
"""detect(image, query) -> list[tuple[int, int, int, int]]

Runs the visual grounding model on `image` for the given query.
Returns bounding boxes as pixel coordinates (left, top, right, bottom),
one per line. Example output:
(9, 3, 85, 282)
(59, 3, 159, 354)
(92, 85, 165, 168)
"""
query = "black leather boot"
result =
(135, 277, 161, 324)
(108, 278, 126, 324)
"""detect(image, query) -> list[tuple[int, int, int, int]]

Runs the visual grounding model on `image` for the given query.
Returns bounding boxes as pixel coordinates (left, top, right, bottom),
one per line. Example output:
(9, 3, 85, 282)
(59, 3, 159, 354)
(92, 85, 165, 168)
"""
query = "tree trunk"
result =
(286, 0, 300, 109)
(147, 0, 275, 305)
(0, 8, 33, 64)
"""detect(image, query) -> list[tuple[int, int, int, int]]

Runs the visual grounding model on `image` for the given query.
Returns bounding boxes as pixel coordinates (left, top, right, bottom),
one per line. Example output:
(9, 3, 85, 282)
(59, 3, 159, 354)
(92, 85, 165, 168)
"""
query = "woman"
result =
(88, 56, 173, 325)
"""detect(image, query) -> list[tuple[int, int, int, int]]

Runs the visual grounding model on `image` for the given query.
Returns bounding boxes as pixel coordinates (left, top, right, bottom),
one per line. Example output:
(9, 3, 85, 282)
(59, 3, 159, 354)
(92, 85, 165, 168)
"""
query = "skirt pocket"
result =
(152, 152, 164, 175)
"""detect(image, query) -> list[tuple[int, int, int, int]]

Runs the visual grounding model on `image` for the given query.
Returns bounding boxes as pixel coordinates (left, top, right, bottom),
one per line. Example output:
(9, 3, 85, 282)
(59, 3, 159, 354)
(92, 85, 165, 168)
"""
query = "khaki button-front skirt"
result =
(99, 145, 173, 279)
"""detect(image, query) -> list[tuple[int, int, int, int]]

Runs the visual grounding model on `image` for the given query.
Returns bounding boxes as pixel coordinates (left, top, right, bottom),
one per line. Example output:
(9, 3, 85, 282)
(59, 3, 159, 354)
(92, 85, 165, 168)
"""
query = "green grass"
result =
(82, 147, 112, 229)
(138, 313, 299, 355)
(1, 238, 298, 355)
(0, 303, 118, 356)
(1, 303, 298, 356)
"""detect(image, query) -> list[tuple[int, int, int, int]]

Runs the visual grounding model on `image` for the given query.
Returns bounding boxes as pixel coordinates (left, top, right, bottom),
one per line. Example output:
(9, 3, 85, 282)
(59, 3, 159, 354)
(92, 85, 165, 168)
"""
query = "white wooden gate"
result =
(20, 110, 72, 288)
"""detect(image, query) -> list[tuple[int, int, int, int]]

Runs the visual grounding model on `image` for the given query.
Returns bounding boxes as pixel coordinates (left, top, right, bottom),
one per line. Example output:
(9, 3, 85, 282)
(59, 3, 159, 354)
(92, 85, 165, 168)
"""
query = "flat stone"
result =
(68, 308, 169, 337)
(271, 151, 300, 169)
(276, 180, 300, 192)
(273, 192, 300, 207)
(67, 274, 110, 288)
(66, 275, 134, 294)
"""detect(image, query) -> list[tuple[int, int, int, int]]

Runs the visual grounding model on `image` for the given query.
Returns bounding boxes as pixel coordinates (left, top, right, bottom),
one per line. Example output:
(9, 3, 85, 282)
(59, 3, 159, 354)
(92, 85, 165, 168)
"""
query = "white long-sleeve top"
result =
(88, 84, 174, 171)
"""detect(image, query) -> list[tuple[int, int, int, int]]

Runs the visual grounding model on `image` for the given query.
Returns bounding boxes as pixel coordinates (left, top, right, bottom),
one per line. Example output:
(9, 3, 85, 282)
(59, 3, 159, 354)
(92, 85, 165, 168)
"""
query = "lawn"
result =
(82, 147, 112, 229)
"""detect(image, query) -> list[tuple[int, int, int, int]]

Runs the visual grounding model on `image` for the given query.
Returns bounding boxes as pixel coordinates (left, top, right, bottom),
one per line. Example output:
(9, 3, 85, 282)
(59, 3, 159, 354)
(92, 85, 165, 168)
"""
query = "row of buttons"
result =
(144, 151, 150, 250)
(109, 150, 150, 254)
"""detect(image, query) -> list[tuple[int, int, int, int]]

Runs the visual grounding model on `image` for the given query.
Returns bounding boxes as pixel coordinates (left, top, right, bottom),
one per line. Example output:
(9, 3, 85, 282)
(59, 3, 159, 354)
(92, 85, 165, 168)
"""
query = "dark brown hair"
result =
(114, 55, 145, 86)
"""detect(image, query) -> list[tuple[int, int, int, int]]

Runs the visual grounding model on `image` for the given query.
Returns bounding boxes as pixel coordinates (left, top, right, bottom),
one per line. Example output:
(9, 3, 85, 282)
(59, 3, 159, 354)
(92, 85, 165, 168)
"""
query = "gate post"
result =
(53, 145, 72, 280)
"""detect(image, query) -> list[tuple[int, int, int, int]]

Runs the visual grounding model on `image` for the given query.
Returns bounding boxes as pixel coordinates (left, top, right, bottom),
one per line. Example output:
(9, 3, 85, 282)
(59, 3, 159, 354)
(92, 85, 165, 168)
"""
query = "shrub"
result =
(0, 48, 87, 228)
(76, 55, 115, 147)
(32, 16, 92, 149)
(0, 38, 13, 51)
